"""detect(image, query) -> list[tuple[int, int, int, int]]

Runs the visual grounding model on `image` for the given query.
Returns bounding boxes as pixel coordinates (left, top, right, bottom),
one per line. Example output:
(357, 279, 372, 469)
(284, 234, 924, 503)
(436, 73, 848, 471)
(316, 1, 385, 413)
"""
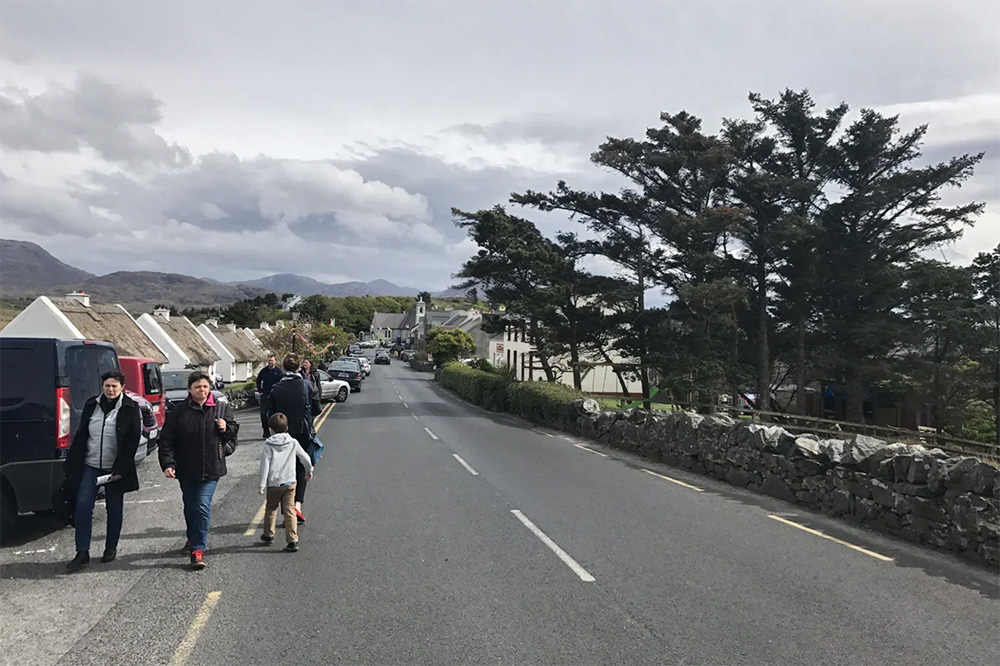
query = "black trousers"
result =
(259, 400, 270, 436)
(293, 433, 310, 504)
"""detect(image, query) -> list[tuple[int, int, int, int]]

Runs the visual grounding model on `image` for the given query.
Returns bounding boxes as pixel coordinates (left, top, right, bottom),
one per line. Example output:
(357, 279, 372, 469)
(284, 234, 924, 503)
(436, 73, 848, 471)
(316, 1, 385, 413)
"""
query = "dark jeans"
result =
(260, 400, 270, 436)
(294, 433, 310, 504)
(75, 465, 123, 554)
(179, 479, 218, 552)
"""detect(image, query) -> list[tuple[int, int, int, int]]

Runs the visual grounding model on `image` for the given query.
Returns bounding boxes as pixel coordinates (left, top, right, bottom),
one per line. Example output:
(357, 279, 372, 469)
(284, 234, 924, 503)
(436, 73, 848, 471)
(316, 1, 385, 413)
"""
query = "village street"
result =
(0, 354, 997, 666)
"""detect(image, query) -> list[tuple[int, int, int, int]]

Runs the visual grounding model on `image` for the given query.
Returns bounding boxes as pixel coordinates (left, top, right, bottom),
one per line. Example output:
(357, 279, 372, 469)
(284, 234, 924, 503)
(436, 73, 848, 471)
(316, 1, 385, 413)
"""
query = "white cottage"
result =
(137, 309, 221, 375)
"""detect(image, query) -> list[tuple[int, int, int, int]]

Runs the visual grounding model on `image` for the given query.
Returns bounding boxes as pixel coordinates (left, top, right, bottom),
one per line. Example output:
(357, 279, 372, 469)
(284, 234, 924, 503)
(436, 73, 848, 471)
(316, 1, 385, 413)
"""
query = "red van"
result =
(119, 357, 165, 428)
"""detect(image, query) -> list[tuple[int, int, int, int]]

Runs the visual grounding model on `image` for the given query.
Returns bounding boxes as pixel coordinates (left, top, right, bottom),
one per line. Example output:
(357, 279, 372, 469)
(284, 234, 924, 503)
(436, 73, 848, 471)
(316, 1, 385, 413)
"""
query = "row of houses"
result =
(0, 292, 274, 383)
(368, 299, 643, 396)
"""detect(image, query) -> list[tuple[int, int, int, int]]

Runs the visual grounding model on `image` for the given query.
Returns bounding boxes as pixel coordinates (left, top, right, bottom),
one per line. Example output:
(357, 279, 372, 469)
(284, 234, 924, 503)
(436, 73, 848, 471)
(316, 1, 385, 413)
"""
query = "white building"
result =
(489, 321, 642, 396)
(137, 309, 221, 375)
(198, 320, 264, 382)
(197, 320, 238, 383)
(1, 292, 168, 363)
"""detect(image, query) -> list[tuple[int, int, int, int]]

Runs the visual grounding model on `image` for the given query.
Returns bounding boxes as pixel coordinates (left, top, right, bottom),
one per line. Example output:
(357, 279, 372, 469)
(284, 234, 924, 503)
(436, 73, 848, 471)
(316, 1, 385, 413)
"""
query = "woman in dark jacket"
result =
(158, 371, 239, 570)
(65, 370, 142, 572)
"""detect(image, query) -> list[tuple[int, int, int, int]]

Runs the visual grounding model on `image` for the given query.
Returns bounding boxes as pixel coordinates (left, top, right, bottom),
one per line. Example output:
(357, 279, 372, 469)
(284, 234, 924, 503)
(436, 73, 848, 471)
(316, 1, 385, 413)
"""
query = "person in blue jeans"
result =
(64, 370, 142, 572)
(158, 371, 239, 570)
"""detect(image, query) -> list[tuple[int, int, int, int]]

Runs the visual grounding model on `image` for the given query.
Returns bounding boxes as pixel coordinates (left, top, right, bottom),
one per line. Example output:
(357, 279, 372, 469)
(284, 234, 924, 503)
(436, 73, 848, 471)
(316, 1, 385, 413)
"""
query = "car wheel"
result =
(0, 483, 17, 543)
(337, 387, 348, 402)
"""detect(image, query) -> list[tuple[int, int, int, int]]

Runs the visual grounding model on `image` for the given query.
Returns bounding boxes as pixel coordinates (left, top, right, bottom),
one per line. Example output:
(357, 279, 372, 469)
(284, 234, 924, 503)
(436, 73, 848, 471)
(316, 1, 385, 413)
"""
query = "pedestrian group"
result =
(64, 352, 324, 572)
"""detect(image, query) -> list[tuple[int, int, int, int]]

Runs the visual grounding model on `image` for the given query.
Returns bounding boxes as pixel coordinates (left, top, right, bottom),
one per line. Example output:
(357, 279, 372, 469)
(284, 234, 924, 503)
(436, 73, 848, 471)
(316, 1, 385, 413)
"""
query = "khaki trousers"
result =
(263, 484, 297, 543)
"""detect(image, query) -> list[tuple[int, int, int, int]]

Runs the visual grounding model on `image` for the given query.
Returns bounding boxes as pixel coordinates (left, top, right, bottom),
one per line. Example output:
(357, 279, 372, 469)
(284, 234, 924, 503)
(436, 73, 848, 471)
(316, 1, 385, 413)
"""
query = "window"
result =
(0, 347, 35, 404)
(142, 363, 163, 394)
(66, 345, 119, 411)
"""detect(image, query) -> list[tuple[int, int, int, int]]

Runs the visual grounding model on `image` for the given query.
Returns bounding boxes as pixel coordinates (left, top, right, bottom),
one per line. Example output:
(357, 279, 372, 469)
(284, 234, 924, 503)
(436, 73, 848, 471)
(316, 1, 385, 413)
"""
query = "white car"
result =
(317, 369, 351, 403)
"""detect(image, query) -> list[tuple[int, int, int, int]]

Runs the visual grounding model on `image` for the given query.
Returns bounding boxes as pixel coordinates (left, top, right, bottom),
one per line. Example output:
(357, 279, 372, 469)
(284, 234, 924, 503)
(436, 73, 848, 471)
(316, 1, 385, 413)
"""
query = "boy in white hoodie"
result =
(259, 413, 314, 551)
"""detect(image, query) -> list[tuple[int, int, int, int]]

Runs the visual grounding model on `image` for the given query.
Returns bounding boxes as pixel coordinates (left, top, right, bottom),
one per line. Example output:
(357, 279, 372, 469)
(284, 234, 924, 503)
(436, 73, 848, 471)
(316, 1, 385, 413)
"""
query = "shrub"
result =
(437, 362, 511, 411)
(507, 381, 589, 427)
(222, 380, 255, 394)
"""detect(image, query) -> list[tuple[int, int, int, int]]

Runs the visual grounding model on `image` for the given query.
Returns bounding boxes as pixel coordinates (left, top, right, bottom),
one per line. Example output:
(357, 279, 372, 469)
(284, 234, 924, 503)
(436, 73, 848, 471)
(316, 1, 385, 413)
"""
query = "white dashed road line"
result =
(573, 443, 608, 458)
(531, 429, 555, 438)
(451, 454, 479, 476)
(511, 510, 595, 582)
(641, 468, 704, 492)
(424, 427, 439, 440)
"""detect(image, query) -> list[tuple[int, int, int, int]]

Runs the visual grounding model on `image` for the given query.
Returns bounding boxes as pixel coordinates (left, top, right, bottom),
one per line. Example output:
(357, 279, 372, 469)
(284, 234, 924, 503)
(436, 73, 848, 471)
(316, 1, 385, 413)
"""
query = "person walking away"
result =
(300, 359, 322, 404)
(64, 371, 142, 572)
(159, 371, 239, 570)
(256, 354, 283, 439)
(267, 354, 314, 524)
(258, 413, 313, 551)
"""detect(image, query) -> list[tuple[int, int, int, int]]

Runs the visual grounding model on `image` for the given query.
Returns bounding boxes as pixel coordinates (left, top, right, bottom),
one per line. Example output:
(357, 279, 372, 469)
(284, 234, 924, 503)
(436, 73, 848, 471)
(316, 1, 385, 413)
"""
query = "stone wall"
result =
(569, 402, 999, 567)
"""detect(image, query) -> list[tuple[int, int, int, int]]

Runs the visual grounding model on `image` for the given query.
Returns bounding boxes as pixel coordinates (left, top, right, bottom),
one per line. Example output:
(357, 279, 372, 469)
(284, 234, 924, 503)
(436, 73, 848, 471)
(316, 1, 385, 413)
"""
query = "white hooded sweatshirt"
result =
(258, 433, 314, 493)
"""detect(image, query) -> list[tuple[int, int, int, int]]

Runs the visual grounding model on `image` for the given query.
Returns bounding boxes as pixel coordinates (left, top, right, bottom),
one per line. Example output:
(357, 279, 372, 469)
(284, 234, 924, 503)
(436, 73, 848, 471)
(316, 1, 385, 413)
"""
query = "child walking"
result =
(258, 413, 314, 552)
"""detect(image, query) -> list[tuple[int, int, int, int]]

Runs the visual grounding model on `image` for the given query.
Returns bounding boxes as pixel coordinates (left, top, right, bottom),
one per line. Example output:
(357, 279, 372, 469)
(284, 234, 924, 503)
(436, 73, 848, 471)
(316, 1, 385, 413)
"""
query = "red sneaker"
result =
(190, 549, 206, 570)
(294, 508, 306, 524)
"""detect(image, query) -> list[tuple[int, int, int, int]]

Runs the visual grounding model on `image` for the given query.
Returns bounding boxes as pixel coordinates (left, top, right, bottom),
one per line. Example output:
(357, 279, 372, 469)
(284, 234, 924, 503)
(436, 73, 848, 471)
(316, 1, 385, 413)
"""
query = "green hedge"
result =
(222, 380, 255, 394)
(436, 362, 590, 425)
(437, 362, 511, 411)
(507, 381, 589, 427)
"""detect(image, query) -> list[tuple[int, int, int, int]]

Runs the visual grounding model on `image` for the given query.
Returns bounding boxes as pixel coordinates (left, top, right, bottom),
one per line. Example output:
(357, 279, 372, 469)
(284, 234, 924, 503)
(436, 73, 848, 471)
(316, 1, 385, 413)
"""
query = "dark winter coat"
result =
(158, 395, 239, 481)
(267, 372, 313, 436)
(66, 394, 143, 493)
(256, 365, 284, 397)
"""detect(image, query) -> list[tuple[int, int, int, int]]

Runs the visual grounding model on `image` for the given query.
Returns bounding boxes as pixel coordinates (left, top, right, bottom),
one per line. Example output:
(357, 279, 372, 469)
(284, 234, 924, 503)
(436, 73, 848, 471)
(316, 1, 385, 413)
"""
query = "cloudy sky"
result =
(1, 0, 997, 291)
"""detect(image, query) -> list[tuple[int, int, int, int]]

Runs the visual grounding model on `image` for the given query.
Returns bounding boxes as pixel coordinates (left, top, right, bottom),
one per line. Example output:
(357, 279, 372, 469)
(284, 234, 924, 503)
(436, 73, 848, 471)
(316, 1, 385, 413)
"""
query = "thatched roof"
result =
(153, 313, 220, 367)
(49, 298, 168, 364)
(210, 324, 266, 363)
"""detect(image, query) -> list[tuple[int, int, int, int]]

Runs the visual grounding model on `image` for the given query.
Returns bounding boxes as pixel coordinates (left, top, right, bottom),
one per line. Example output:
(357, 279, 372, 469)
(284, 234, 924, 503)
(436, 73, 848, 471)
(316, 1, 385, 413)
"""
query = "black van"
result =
(0, 338, 120, 539)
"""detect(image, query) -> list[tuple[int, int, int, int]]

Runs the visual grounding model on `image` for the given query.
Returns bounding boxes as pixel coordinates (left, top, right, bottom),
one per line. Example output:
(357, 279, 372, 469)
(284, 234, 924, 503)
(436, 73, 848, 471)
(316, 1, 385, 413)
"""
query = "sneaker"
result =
(284, 542, 299, 552)
(190, 549, 206, 570)
(180, 540, 191, 554)
(294, 508, 306, 524)
(260, 535, 274, 544)
(66, 551, 90, 572)
(101, 547, 117, 563)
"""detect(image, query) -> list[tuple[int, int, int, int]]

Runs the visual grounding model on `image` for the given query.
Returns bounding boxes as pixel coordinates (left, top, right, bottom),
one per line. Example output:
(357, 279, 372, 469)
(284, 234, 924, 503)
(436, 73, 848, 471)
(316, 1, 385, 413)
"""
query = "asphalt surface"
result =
(2, 352, 998, 665)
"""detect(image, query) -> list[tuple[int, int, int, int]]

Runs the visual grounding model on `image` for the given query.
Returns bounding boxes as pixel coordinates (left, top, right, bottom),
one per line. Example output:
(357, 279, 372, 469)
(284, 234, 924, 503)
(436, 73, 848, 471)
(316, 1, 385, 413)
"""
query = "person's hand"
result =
(164, 467, 176, 479)
(260, 488, 265, 495)
(216, 418, 227, 431)
(109, 474, 121, 482)
(306, 472, 313, 481)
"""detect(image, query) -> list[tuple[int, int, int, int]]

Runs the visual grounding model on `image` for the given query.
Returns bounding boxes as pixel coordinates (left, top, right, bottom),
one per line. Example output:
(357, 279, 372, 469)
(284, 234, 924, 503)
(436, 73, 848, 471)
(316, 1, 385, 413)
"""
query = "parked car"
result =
(119, 356, 166, 428)
(357, 356, 372, 376)
(161, 369, 229, 413)
(400, 350, 416, 362)
(124, 390, 158, 460)
(374, 351, 390, 365)
(0, 338, 120, 540)
(328, 360, 364, 392)
(316, 370, 351, 403)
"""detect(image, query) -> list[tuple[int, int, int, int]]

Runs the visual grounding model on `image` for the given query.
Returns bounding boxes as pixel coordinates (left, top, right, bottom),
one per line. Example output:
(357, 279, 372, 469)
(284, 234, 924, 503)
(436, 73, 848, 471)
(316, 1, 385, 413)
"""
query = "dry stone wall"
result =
(569, 402, 999, 567)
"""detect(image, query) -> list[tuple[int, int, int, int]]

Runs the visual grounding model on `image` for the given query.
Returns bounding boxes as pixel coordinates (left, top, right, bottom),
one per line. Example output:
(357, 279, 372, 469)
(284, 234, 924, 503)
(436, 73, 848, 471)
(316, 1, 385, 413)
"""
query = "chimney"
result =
(66, 291, 90, 307)
(205, 318, 218, 328)
(226, 323, 237, 331)
(259, 322, 271, 331)
(153, 307, 170, 322)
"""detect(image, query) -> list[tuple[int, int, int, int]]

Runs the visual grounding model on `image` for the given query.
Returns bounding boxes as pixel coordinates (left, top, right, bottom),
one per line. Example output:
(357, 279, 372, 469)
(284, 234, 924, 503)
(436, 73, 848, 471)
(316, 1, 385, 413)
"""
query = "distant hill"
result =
(0, 238, 466, 311)
(75, 272, 271, 312)
(0, 239, 95, 291)
(236, 274, 468, 298)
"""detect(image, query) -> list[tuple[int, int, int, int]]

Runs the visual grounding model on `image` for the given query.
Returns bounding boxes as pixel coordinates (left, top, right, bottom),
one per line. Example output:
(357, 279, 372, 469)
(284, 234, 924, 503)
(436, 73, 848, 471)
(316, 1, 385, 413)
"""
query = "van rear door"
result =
(0, 340, 56, 469)
(60, 342, 120, 438)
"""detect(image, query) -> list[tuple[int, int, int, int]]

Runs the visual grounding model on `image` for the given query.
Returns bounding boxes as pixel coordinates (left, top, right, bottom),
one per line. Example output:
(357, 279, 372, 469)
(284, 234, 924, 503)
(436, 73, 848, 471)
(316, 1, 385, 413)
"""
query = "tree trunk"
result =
(599, 348, 630, 398)
(528, 319, 557, 382)
(795, 312, 808, 415)
(756, 258, 770, 411)
(846, 374, 865, 424)
(569, 325, 582, 390)
(994, 363, 999, 446)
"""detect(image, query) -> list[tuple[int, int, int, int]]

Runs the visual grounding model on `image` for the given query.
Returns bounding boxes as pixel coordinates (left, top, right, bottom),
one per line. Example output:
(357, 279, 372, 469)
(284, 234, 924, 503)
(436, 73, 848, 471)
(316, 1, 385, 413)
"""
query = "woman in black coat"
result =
(64, 370, 142, 572)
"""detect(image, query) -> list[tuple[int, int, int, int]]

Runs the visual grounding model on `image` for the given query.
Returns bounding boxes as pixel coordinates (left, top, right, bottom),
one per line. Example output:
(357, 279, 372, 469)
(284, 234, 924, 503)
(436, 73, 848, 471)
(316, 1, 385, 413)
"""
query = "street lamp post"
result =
(291, 310, 300, 354)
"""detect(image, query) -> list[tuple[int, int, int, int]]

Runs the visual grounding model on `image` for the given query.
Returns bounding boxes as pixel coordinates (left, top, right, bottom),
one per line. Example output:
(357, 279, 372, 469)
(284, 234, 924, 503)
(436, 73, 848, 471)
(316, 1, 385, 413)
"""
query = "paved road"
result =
(2, 354, 998, 665)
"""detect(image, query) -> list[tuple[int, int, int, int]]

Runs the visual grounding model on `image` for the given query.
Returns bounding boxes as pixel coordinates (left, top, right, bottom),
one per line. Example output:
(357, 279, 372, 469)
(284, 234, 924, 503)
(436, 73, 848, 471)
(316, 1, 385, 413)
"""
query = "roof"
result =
(153, 313, 220, 367)
(371, 312, 409, 330)
(209, 324, 266, 362)
(48, 298, 168, 364)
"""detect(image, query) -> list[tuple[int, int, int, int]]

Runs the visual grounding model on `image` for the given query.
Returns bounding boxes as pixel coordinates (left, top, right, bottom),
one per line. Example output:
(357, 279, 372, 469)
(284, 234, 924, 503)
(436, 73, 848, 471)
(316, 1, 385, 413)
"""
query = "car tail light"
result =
(56, 387, 72, 449)
(355, 373, 362, 379)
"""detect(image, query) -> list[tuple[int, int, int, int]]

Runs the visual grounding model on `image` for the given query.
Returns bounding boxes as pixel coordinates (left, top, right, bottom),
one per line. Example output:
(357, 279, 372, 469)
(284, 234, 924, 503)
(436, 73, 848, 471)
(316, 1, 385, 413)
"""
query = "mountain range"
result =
(0, 239, 467, 311)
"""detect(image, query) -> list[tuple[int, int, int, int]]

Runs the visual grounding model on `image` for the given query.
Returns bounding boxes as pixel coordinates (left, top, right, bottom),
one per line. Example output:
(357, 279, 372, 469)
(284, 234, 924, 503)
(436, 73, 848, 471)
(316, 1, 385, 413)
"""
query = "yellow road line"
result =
(767, 514, 893, 561)
(243, 502, 267, 536)
(313, 401, 335, 432)
(641, 468, 704, 492)
(573, 443, 608, 458)
(170, 591, 222, 666)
